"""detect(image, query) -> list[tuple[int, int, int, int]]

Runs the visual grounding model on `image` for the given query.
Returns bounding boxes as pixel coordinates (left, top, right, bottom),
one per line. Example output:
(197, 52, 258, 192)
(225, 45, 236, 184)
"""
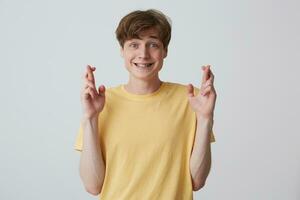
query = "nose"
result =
(138, 45, 150, 59)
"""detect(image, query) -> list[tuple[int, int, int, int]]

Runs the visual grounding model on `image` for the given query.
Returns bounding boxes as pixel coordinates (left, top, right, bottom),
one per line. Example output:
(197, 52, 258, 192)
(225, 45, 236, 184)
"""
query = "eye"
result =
(149, 42, 159, 48)
(129, 43, 138, 48)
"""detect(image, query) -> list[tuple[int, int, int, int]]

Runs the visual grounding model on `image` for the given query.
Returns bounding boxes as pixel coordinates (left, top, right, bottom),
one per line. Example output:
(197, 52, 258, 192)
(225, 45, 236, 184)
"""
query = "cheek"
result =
(124, 53, 135, 62)
(153, 52, 165, 60)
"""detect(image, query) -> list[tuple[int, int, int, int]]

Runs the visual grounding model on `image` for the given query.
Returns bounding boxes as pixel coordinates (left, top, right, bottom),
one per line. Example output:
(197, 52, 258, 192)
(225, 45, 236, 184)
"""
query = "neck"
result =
(124, 76, 162, 95)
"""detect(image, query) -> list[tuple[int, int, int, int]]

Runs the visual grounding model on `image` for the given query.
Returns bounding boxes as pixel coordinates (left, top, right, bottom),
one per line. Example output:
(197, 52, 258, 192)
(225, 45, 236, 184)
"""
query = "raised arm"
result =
(79, 65, 106, 195)
(187, 65, 217, 191)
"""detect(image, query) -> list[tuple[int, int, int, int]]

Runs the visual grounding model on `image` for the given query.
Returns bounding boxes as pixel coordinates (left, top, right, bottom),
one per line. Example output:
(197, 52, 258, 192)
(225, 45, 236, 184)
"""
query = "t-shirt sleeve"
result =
(210, 131, 216, 143)
(74, 124, 83, 152)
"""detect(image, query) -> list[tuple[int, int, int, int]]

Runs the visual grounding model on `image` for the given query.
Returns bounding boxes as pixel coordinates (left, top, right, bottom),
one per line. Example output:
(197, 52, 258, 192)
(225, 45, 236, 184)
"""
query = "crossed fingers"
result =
(82, 65, 98, 98)
(201, 65, 216, 96)
(84, 64, 95, 83)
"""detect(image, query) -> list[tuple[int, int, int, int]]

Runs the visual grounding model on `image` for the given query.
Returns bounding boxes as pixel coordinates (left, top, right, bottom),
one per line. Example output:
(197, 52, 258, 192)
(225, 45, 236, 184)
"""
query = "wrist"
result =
(81, 114, 99, 122)
(196, 114, 214, 128)
(196, 113, 213, 120)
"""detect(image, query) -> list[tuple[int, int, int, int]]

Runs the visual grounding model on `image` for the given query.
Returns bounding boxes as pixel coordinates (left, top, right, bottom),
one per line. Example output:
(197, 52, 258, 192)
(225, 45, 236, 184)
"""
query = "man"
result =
(74, 9, 217, 200)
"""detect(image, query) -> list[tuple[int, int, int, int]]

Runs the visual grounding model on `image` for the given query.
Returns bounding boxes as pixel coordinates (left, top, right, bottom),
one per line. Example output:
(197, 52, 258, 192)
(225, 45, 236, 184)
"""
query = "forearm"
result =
(79, 116, 105, 195)
(189, 116, 213, 191)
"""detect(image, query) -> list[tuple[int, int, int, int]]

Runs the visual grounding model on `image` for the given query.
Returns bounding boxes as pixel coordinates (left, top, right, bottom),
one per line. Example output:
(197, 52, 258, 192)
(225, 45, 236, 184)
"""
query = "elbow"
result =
(79, 166, 105, 196)
(80, 175, 103, 195)
(85, 185, 101, 196)
(192, 180, 206, 191)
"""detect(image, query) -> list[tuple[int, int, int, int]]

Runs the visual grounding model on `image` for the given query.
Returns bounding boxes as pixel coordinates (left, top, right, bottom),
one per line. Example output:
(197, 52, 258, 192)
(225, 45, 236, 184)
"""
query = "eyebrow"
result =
(148, 35, 159, 39)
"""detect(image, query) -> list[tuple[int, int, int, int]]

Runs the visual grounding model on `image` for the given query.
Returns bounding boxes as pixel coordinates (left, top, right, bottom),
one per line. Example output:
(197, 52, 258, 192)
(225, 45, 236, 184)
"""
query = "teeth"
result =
(135, 63, 153, 67)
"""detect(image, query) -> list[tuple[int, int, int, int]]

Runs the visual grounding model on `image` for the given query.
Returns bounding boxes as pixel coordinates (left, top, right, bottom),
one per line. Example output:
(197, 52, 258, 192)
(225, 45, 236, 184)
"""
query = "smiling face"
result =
(121, 28, 167, 81)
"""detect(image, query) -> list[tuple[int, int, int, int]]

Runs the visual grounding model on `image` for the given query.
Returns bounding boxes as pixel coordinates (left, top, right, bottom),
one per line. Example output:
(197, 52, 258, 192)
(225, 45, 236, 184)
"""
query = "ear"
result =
(163, 48, 168, 58)
(120, 47, 124, 58)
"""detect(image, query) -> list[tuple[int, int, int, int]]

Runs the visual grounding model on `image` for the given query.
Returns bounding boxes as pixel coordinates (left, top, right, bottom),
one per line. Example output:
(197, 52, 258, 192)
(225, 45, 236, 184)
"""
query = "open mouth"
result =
(134, 63, 154, 68)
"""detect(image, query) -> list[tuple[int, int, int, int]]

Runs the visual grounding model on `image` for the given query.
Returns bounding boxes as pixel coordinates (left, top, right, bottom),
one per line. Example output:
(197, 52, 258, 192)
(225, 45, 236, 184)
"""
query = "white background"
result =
(0, 0, 299, 199)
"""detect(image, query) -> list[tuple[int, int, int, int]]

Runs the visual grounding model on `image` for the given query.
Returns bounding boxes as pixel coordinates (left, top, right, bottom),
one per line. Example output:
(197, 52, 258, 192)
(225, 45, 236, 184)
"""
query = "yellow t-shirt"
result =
(74, 82, 215, 200)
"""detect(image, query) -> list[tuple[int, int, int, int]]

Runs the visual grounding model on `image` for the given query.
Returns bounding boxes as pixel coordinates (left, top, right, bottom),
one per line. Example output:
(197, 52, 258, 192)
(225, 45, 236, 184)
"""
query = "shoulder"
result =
(164, 82, 200, 95)
(164, 82, 186, 91)
(104, 84, 123, 96)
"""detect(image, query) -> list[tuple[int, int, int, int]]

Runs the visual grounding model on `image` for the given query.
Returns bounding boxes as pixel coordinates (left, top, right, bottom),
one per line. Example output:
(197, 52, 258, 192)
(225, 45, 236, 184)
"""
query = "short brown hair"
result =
(115, 9, 172, 49)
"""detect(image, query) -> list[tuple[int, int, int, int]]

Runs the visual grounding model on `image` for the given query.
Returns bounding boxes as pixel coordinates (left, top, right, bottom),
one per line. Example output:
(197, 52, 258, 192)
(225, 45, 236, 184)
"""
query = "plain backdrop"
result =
(0, 0, 299, 199)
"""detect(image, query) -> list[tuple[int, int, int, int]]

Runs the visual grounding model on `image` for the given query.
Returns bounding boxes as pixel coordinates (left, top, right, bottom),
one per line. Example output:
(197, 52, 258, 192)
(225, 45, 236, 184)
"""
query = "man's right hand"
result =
(80, 65, 106, 119)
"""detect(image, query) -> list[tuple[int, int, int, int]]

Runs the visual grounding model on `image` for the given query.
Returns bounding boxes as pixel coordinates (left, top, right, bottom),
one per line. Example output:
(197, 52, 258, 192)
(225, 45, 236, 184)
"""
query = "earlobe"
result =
(163, 48, 168, 58)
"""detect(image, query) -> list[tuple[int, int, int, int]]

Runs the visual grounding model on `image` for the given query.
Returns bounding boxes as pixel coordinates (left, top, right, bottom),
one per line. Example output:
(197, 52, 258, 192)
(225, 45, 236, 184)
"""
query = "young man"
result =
(74, 9, 217, 199)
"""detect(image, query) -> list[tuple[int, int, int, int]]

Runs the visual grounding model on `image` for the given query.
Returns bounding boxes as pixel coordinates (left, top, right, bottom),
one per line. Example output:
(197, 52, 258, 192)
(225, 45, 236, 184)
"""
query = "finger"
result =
(85, 66, 97, 89)
(203, 81, 213, 89)
(82, 87, 91, 99)
(201, 85, 215, 96)
(87, 64, 96, 71)
(203, 73, 214, 88)
(210, 71, 214, 84)
(82, 66, 95, 80)
(206, 69, 214, 84)
(187, 83, 194, 97)
(201, 64, 211, 85)
(82, 71, 89, 84)
(84, 80, 97, 90)
(88, 87, 97, 99)
(82, 85, 98, 99)
(86, 65, 96, 83)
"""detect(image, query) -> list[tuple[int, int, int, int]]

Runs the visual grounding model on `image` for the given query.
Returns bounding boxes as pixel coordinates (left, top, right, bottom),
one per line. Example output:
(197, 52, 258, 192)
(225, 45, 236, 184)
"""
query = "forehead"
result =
(138, 28, 159, 39)
(127, 28, 161, 42)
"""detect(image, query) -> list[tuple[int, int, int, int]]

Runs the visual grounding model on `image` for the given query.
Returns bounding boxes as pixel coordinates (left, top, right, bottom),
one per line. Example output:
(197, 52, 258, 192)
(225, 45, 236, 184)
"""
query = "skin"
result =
(81, 65, 106, 118)
(80, 28, 217, 193)
(187, 65, 217, 191)
(79, 65, 106, 195)
(120, 28, 167, 95)
(187, 64, 217, 119)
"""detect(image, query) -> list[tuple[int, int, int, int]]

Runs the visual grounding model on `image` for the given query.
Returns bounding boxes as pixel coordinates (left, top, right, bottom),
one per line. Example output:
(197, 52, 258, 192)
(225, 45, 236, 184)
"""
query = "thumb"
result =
(187, 83, 194, 97)
(98, 85, 106, 96)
